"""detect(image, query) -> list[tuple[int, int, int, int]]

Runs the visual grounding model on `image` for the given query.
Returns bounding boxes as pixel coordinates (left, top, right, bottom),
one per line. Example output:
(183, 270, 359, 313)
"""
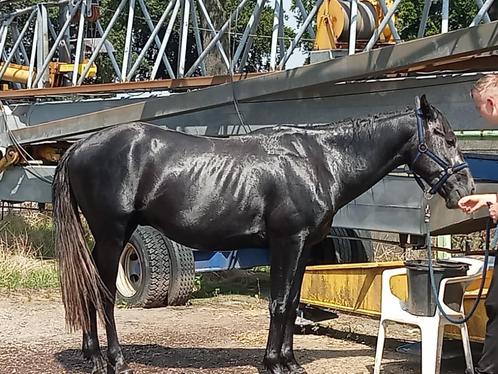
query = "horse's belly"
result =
(178, 230, 266, 251)
(143, 202, 267, 250)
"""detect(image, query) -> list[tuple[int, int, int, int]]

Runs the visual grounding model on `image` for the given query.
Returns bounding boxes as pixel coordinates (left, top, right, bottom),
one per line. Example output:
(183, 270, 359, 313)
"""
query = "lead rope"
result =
(425, 206, 491, 324)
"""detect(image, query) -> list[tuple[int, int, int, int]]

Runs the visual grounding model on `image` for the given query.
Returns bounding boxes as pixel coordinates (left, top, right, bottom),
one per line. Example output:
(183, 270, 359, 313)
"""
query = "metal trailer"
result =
(2, 0, 498, 306)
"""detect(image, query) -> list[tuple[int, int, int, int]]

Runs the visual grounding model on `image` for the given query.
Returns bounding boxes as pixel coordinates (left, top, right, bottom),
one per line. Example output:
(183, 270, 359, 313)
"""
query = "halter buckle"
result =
(424, 190, 435, 200)
(418, 143, 428, 153)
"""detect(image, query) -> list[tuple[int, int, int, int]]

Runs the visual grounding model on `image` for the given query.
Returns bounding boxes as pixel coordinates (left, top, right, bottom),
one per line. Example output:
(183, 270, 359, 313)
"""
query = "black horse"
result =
(52, 95, 474, 374)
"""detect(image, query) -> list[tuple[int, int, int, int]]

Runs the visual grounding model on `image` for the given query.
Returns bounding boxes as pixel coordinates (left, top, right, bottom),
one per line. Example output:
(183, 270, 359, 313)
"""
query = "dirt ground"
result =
(0, 292, 478, 374)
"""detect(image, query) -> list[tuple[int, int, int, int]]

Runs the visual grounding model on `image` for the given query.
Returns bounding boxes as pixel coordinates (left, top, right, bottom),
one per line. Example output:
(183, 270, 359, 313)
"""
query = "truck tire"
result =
(116, 226, 196, 307)
(309, 227, 372, 265)
(165, 238, 195, 306)
(116, 226, 170, 308)
(331, 227, 353, 263)
(350, 229, 374, 262)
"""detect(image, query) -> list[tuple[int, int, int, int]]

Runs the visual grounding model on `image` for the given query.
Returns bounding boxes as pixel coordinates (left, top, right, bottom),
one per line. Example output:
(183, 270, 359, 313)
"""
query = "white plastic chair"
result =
(373, 257, 484, 374)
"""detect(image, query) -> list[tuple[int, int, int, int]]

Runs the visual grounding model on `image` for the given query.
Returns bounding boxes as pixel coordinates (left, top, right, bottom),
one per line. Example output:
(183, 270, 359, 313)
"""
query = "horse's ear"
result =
(420, 94, 435, 120)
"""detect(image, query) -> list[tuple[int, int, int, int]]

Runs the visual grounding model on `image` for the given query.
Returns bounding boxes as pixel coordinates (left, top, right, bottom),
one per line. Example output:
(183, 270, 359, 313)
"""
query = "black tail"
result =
(52, 146, 108, 332)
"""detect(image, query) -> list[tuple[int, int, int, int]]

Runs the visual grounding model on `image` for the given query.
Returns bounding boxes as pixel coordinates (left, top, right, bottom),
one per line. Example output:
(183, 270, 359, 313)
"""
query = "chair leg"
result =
(460, 322, 474, 373)
(374, 319, 387, 374)
(421, 321, 444, 374)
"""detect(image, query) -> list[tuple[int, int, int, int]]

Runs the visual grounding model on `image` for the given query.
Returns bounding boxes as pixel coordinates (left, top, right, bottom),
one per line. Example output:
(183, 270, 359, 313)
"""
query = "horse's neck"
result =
(319, 114, 415, 208)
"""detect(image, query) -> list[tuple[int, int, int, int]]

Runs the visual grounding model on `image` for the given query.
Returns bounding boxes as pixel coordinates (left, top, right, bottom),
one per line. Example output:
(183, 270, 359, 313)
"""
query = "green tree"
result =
(396, 0, 478, 40)
(290, 0, 317, 54)
(222, 0, 296, 72)
(97, 0, 199, 81)
(96, 0, 295, 78)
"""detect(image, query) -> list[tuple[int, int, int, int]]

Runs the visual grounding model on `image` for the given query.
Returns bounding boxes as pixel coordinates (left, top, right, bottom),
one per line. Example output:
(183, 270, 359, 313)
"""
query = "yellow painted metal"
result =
(314, 0, 344, 50)
(0, 62, 96, 87)
(301, 261, 492, 342)
(383, 0, 395, 41)
(313, 0, 395, 50)
(301, 261, 406, 316)
(53, 61, 97, 77)
(368, 0, 395, 42)
(0, 63, 31, 84)
(445, 274, 492, 342)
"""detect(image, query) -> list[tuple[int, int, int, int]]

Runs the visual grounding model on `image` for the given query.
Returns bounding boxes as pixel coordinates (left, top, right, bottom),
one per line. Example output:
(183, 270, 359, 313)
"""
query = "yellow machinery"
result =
(314, 0, 395, 50)
(0, 63, 32, 85)
(301, 261, 492, 342)
(0, 61, 97, 89)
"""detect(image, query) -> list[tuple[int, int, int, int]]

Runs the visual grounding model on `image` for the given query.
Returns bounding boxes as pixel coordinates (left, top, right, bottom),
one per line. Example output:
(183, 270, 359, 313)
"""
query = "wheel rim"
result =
(116, 243, 143, 298)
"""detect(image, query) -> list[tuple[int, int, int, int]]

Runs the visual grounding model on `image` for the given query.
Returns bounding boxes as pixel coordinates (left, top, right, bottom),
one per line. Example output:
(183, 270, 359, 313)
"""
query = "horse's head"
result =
(408, 95, 475, 209)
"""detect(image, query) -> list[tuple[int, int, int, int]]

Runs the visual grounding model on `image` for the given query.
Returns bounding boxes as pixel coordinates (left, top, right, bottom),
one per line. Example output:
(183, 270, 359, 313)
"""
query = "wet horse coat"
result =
(52, 95, 474, 374)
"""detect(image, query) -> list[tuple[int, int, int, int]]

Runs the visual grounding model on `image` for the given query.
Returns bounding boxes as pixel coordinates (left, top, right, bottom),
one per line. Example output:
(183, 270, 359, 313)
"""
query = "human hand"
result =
(489, 202, 498, 223)
(458, 194, 495, 213)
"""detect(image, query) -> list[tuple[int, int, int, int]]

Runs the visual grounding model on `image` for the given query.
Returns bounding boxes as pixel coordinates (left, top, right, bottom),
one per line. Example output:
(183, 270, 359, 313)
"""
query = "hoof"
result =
(91, 367, 107, 374)
(286, 363, 307, 374)
(281, 353, 306, 374)
(90, 357, 108, 374)
(264, 363, 289, 374)
(107, 362, 134, 374)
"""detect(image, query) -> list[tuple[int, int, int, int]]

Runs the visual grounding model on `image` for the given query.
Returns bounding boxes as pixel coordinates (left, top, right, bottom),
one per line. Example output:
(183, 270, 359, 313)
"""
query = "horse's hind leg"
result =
(92, 223, 136, 374)
(82, 250, 107, 374)
(264, 233, 309, 374)
(82, 318, 106, 374)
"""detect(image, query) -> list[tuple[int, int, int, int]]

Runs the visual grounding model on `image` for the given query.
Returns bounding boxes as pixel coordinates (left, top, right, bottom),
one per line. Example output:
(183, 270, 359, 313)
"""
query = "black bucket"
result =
(404, 259, 469, 317)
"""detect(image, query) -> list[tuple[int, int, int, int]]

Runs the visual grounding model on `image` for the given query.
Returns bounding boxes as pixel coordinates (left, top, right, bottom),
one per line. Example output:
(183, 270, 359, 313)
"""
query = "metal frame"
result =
(4, 21, 498, 145)
(1, 0, 494, 89)
(1, 0, 290, 85)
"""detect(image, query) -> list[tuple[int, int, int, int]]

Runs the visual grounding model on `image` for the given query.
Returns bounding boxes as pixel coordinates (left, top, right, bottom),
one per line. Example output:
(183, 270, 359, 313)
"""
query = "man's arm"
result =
(459, 193, 498, 213)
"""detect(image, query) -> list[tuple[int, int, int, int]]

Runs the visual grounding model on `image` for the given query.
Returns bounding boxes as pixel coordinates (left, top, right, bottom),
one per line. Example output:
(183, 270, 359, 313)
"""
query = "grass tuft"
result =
(0, 210, 59, 291)
(0, 251, 59, 290)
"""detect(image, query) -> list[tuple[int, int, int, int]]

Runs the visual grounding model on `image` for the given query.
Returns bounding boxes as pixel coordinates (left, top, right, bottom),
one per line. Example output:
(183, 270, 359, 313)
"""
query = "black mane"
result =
(249, 107, 415, 135)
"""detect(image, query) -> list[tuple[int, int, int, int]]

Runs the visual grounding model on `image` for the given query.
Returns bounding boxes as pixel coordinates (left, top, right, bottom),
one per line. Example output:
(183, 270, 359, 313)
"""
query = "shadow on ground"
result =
(56, 345, 376, 373)
(55, 322, 484, 373)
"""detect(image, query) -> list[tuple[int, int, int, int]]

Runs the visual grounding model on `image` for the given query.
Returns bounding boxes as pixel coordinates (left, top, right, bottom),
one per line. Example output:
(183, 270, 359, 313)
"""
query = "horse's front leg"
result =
(264, 234, 309, 374)
(280, 262, 308, 374)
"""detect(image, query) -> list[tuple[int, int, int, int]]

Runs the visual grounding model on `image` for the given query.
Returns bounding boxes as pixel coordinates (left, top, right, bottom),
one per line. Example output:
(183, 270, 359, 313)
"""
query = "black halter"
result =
(410, 97, 468, 199)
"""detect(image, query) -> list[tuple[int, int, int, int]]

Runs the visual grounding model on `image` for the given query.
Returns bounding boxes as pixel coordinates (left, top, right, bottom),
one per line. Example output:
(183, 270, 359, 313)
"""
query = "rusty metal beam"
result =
(404, 54, 498, 73)
(0, 72, 265, 100)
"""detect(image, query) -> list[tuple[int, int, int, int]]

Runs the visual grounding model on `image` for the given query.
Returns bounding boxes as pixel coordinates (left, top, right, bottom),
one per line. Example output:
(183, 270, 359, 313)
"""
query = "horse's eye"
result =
(433, 127, 456, 146)
(446, 137, 456, 147)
